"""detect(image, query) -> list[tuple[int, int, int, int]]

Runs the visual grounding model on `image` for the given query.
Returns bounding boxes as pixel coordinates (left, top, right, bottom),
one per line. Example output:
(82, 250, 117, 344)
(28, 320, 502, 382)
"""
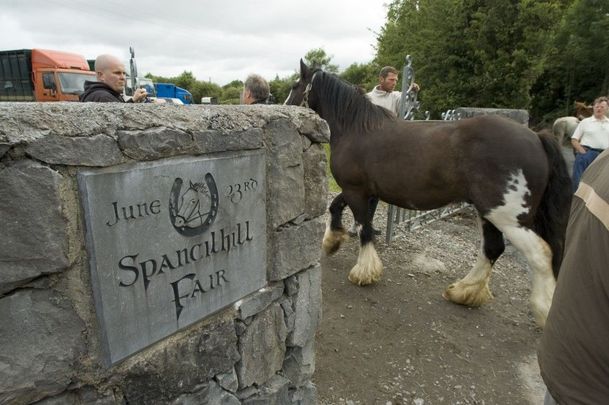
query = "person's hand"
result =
(133, 88, 148, 103)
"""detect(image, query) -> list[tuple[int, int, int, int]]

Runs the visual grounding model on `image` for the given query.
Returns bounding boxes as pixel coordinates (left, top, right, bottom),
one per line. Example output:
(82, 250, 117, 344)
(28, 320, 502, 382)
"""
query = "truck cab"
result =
(0, 49, 95, 102)
(31, 49, 95, 101)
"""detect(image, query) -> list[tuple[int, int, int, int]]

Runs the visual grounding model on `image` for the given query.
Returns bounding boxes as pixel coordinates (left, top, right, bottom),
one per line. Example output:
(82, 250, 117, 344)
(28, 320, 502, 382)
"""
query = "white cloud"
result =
(1, 0, 388, 85)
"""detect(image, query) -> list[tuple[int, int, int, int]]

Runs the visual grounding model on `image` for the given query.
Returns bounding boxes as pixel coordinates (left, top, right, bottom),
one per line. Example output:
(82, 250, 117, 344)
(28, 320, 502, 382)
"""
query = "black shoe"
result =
(372, 228, 382, 236)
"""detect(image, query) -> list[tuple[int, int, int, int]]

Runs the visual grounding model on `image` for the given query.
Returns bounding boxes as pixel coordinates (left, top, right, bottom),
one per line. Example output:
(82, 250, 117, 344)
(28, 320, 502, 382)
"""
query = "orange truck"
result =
(0, 49, 95, 101)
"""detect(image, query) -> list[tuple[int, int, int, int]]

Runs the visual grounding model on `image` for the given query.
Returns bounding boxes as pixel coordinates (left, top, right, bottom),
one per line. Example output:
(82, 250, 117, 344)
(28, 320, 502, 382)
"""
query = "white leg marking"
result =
(348, 243, 383, 285)
(444, 255, 494, 306)
(444, 216, 494, 306)
(483, 170, 554, 328)
(500, 226, 554, 328)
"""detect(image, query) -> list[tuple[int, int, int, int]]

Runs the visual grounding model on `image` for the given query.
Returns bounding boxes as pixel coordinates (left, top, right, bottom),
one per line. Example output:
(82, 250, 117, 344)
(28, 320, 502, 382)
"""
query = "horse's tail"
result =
(534, 129, 572, 277)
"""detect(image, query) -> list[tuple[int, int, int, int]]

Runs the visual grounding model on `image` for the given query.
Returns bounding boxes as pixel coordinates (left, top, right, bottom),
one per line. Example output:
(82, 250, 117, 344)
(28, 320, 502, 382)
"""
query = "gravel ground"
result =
(314, 195, 546, 404)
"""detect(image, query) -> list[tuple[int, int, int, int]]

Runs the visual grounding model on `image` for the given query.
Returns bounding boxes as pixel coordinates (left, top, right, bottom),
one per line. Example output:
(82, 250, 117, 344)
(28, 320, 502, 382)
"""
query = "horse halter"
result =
(300, 70, 321, 108)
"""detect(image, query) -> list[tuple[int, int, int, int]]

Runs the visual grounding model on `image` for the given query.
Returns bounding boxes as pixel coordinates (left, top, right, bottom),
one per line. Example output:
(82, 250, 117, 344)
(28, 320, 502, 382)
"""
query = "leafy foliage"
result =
(531, 0, 609, 123)
(339, 62, 377, 90)
(375, 0, 568, 119)
(304, 48, 339, 73)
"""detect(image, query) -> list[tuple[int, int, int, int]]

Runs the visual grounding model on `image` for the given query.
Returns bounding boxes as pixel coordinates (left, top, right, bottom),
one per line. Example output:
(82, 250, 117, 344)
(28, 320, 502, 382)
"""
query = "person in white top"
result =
(571, 96, 609, 191)
(366, 66, 419, 115)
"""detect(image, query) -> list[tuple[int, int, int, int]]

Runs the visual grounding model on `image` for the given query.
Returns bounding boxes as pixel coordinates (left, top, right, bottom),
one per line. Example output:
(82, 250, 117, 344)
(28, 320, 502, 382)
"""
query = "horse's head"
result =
(574, 101, 593, 119)
(174, 181, 210, 229)
(284, 59, 321, 110)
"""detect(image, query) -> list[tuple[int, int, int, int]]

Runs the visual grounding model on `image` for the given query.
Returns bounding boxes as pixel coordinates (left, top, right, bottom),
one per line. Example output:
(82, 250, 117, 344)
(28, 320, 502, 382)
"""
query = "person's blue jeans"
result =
(572, 148, 601, 192)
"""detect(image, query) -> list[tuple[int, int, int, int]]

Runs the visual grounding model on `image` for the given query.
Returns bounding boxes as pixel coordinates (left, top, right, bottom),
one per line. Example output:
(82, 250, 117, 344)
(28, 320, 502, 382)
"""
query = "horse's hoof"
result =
(443, 281, 493, 307)
(321, 228, 348, 256)
(322, 240, 340, 255)
(348, 268, 380, 285)
(348, 244, 383, 285)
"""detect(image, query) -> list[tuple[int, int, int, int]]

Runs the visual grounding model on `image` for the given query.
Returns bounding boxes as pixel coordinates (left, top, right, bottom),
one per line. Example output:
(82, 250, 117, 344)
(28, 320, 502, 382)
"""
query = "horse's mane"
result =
(313, 71, 395, 133)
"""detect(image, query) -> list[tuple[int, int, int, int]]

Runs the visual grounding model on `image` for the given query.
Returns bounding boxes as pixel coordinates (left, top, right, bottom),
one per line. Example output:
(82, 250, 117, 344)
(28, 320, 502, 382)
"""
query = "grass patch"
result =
(324, 143, 341, 193)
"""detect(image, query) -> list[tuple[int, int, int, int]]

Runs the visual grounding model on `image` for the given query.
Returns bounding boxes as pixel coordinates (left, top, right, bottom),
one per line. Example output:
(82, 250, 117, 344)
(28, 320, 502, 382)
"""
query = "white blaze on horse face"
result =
(485, 169, 530, 227)
(284, 79, 299, 105)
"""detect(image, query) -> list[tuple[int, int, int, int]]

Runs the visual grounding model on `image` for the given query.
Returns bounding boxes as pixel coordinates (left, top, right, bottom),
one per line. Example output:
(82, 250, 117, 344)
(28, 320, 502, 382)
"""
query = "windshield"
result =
(58, 72, 96, 95)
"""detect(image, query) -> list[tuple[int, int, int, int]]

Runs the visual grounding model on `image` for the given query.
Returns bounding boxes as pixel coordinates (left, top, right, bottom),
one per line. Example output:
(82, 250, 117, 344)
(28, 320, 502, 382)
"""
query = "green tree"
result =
(190, 81, 222, 104)
(339, 62, 377, 89)
(531, 0, 609, 123)
(304, 48, 339, 73)
(173, 71, 197, 90)
(375, 0, 565, 118)
(269, 74, 297, 104)
(220, 81, 243, 104)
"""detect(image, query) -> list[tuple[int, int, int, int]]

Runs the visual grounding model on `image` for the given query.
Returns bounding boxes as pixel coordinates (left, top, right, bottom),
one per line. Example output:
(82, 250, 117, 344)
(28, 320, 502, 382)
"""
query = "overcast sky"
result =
(2, 0, 389, 85)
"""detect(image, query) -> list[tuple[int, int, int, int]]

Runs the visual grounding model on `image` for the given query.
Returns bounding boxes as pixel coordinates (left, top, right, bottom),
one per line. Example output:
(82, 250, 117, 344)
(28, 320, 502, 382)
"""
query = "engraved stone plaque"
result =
(78, 151, 266, 364)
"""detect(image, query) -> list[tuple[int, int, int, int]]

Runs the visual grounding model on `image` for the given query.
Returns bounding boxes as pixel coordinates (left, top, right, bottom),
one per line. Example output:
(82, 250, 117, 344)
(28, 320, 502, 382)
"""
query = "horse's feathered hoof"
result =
(322, 227, 348, 256)
(348, 244, 383, 285)
(442, 280, 493, 307)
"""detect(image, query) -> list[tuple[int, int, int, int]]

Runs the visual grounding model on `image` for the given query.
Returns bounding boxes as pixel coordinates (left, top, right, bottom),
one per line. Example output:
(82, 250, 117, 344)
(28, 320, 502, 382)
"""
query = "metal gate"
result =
(384, 56, 468, 243)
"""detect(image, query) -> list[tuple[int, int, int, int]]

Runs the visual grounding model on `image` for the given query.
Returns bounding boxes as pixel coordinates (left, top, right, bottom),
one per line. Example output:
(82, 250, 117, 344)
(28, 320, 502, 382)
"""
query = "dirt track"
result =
(314, 203, 546, 405)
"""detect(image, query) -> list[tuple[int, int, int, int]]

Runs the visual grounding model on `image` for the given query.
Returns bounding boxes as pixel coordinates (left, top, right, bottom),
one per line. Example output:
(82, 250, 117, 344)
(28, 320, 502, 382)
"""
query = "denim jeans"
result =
(572, 148, 601, 192)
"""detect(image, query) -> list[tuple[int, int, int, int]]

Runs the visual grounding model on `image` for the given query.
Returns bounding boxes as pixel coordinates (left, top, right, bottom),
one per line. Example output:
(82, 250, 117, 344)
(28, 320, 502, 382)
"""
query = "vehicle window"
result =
(42, 73, 56, 90)
(58, 72, 96, 95)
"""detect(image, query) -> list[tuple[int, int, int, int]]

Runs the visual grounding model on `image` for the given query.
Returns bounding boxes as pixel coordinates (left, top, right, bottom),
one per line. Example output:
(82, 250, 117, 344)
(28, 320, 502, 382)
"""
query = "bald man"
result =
(80, 54, 147, 103)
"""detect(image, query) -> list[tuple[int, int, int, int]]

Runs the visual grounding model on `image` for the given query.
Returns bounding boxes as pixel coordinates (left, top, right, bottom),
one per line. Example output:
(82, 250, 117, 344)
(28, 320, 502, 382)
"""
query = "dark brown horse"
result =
(286, 60, 572, 327)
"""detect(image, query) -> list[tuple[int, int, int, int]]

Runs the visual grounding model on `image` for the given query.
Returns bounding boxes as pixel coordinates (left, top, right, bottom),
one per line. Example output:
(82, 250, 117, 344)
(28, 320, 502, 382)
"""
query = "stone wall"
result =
(0, 103, 329, 404)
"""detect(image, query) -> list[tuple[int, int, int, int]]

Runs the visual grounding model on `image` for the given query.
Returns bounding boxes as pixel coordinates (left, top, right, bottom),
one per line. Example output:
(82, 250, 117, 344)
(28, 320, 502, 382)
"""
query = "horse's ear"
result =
(299, 58, 309, 78)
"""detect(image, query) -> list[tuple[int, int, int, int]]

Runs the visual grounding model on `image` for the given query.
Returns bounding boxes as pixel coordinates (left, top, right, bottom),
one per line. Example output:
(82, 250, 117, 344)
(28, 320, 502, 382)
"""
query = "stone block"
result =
(241, 375, 291, 405)
(236, 282, 285, 320)
(121, 317, 239, 404)
(25, 134, 124, 166)
(0, 290, 85, 405)
(289, 381, 317, 404)
(171, 381, 240, 405)
(264, 119, 305, 228)
(289, 265, 322, 347)
(237, 304, 287, 388)
(0, 143, 10, 158)
(33, 387, 118, 405)
(193, 128, 263, 153)
(293, 111, 331, 143)
(216, 367, 239, 393)
(117, 126, 194, 160)
(283, 340, 316, 386)
(0, 160, 68, 295)
(303, 143, 328, 219)
(280, 297, 296, 333)
(270, 218, 324, 281)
